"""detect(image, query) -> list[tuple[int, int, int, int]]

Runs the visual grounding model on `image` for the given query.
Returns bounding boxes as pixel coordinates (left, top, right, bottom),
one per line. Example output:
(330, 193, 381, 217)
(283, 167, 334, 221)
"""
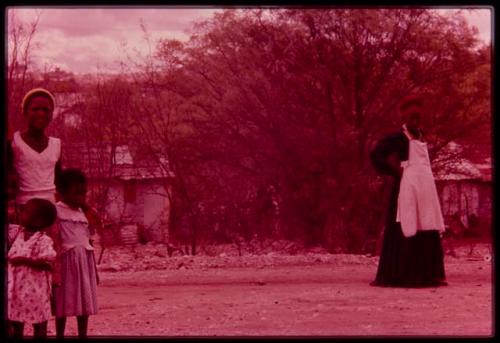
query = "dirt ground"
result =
(23, 242, 492, 338)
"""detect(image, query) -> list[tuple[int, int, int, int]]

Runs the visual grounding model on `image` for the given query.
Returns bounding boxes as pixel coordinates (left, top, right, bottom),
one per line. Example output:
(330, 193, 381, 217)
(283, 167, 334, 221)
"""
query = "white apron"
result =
(396, 135, 445, 238)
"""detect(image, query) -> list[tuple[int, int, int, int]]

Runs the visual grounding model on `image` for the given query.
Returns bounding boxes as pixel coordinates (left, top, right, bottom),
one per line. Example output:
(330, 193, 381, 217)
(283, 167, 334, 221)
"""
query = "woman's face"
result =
(25, 95, 53, 132)
(402, 105, 422, 132)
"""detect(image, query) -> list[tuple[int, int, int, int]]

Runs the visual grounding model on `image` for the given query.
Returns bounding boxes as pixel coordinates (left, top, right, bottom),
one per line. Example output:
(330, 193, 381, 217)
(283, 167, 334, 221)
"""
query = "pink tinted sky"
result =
(7, 6, 492, 75)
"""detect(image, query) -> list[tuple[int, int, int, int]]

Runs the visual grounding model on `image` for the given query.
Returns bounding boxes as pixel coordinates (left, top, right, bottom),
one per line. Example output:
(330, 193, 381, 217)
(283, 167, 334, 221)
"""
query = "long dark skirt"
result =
(372, 178, 446, 287)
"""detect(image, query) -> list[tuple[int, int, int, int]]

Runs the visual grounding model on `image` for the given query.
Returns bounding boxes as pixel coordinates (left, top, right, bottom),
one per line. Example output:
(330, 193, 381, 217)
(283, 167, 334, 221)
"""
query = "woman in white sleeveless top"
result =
(7, 88, 62, 210)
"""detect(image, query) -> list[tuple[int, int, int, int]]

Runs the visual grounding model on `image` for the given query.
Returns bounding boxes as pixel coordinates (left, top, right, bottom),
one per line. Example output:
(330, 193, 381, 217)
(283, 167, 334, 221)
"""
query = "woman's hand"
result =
(386, 153, 403, 179)
(398, 166, 404, 179)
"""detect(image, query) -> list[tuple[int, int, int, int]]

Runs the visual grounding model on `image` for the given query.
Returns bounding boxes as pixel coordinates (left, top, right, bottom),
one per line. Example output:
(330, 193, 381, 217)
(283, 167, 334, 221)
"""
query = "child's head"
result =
(21, 88, 55, 132)
(56, 168, 87, 209)
(20, 198, 57, 231)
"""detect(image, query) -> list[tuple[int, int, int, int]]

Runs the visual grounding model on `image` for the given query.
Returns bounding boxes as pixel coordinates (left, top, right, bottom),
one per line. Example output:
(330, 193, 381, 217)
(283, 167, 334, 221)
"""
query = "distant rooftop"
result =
(63, 143, 175, 180)
(434, 141, 491, 182)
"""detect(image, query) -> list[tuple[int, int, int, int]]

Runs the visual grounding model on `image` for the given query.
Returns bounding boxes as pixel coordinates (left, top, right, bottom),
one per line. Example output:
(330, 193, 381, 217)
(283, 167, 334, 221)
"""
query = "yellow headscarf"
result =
(21, 88, 56, 114)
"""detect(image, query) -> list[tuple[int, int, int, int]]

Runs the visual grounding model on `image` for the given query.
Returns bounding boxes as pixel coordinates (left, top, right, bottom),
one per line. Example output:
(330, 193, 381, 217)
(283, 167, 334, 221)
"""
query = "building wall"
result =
(437, 180, 491, 235)
(103, 180, 133, 223)
(140, 180, 170, 243)
(477, 182, 492, 234)
(92, 178, 170, 244)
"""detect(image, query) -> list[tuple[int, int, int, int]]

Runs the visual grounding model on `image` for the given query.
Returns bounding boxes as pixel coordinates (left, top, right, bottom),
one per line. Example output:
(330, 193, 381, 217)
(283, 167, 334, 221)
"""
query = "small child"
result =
(52, 168, 99, 339)
(7, 198, 58, 339)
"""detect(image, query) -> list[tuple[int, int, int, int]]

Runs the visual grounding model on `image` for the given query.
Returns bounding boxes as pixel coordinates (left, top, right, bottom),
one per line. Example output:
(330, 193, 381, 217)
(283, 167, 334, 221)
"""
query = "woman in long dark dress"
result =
(369, 95, 447, 287)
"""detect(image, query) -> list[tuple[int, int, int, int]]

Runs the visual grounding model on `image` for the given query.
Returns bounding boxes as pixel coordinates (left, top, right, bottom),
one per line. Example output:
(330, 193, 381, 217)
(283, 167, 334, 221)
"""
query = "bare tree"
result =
(6, 9, 42, 134)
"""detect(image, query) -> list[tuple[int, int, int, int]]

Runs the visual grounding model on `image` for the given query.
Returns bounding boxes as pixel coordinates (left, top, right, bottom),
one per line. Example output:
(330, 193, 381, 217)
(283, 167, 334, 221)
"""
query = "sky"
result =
(6, 6, 493, 75)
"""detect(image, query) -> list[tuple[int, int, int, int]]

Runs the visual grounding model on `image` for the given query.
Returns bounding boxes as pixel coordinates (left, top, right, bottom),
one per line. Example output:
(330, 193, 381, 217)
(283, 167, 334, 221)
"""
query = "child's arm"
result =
(82, 207, 101, 285)
(9, 256, 53, 271)
(46, 223, 62, 286)
(9, 234, 56, 271)
(55, 156, 62, 190)
(82, 204, 102, 238)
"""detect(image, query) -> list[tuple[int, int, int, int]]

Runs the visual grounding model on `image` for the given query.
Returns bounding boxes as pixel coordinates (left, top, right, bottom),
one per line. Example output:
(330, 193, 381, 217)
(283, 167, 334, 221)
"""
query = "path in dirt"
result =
(35, 257, 492, 337)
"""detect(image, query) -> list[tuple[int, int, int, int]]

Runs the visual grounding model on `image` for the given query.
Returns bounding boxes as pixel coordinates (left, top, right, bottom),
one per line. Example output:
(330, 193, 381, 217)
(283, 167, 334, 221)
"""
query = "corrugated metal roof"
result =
(433, 141, 490, 182)
(113, 164, 173, 180)
(63, 143, 175, 180)
(114, 145, 134, 165)
(434, 160, 483, 181)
